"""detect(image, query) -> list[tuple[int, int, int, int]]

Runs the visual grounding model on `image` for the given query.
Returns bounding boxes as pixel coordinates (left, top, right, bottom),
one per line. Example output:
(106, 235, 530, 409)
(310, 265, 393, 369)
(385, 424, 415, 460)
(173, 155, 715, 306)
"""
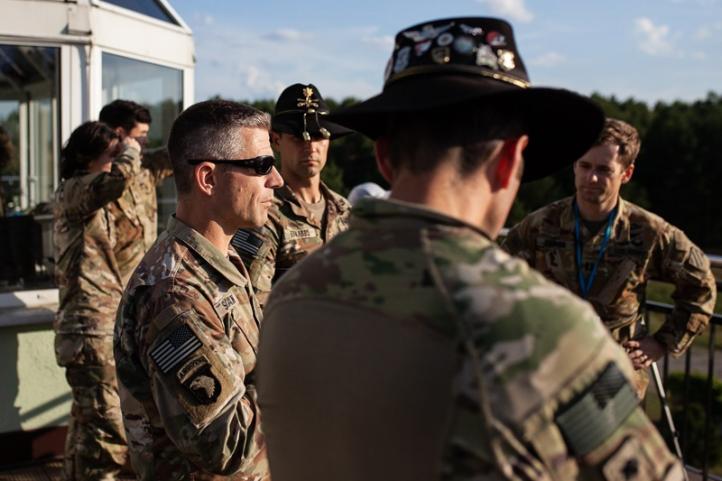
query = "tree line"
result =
(244, 92, 722, 253)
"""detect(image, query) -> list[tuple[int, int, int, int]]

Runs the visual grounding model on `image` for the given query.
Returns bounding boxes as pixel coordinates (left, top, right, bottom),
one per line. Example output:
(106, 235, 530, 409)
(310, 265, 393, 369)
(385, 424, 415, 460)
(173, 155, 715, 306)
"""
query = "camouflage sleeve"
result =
(232, 222, 279, 308)
(142, 146, 173, 186)
(141, 292, 260, 475)
(65, 145, 142, 218)
(651, 223, 717, 355)
(439, 251, 682, 480)
(500, 219, 534, 265)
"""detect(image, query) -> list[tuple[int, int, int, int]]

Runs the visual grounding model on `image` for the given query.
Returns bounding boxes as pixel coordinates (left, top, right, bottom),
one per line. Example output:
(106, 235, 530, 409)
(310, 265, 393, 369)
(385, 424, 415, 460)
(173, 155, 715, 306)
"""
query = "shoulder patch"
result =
(231, 229, 263, 257)
(177, 355, 221, 405)
(150, 324, 203, 374)
(555, 362, 638, 456)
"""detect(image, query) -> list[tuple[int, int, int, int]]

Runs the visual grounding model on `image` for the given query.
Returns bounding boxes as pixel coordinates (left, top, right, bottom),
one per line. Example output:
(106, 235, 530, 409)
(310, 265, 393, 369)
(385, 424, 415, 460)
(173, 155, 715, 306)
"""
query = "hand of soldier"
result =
(623, 337, 666, 370)
(122, 135, 141, 152)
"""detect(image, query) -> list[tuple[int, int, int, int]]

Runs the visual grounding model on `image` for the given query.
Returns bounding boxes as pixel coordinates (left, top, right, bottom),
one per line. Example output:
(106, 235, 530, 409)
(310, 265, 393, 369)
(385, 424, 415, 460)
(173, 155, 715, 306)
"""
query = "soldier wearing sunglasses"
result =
(114, 100, 282, 481)
(232, 83, 354, 306)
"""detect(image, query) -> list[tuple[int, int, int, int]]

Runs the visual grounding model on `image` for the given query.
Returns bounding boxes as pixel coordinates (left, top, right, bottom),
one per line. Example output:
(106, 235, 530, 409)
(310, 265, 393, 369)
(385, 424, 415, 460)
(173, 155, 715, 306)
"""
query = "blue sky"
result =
(170, 0, 722, 105)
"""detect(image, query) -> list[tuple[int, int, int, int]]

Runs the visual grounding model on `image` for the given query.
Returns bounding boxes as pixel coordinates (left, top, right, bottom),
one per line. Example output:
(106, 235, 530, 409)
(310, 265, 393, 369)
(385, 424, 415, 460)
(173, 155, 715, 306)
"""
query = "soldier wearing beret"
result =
(504, 118, 717, 397)
(257, 17, 684, 481)
(114, 100, 283, 480)
(232, 84, 352, 306)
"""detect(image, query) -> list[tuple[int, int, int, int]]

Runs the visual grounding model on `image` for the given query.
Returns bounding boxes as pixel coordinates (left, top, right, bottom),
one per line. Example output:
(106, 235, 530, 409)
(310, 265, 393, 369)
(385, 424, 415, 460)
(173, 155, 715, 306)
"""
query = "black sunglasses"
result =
(187, 155, 276, 175)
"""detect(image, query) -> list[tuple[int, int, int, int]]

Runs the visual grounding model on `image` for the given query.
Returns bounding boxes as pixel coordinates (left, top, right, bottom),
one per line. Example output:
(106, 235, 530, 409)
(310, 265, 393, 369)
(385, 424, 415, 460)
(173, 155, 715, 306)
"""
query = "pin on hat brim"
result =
(327, 74, 604, 182)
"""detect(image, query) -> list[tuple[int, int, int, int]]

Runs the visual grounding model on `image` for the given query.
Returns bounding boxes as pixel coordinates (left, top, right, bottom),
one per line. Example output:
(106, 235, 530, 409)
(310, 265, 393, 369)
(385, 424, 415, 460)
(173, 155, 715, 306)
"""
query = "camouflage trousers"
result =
(55, 334, 128, 481)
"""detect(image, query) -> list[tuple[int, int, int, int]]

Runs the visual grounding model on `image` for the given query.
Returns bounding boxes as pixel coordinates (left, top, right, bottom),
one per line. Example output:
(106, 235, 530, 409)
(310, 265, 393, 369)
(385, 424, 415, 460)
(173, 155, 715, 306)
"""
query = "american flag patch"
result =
(231, 230, 263, 257)
(150, 325, 203, 374)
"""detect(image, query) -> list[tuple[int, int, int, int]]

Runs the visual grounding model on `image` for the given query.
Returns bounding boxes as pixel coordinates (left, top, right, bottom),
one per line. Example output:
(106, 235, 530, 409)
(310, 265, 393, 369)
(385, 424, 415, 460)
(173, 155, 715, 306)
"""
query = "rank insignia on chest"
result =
(150, 324, 203, 374)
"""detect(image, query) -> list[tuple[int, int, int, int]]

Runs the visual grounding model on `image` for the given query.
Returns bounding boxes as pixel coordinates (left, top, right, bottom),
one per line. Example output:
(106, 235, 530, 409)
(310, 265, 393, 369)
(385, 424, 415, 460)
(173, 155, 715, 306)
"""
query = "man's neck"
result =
(389, 166, 498, 237)
(283, 172, 323, 203)
(575, 193, 619, 222)
(175, 201, 233, 253)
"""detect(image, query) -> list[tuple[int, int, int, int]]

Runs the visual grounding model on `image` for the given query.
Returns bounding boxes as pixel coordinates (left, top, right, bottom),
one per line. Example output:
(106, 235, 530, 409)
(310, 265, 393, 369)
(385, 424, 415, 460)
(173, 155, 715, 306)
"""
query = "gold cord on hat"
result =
(296, 86, 330, 141)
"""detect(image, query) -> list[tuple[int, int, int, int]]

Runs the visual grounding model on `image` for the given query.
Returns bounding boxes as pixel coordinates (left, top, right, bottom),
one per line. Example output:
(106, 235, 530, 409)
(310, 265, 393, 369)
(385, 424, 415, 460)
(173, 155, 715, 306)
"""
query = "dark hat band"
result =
(388, 64, 530, 89)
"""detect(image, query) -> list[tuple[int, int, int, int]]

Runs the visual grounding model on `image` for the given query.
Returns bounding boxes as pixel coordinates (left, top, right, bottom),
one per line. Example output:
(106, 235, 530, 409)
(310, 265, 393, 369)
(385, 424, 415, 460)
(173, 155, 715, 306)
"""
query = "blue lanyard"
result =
(573, 202, 617, 298)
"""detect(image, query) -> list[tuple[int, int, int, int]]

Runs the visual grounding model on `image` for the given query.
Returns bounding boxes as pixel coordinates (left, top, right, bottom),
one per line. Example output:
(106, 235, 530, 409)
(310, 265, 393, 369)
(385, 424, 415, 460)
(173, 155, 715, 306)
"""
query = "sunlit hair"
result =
(60, 121, 119, 179)
(99, 99, 152, 132)
(168, 100, 271, 194)
(596, 118, 640, 168)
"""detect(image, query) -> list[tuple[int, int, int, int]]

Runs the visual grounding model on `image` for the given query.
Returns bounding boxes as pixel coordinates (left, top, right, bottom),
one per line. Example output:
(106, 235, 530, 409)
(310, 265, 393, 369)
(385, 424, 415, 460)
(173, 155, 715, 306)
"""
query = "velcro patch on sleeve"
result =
(231, 229, 263, 257)
(150, 324, 203, 374)
(555, 362, 638, 456)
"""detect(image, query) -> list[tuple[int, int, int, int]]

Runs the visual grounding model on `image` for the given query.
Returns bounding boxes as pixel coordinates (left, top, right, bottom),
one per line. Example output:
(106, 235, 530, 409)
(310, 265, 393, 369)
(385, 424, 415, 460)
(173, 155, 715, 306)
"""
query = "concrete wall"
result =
(0, 320, 70, 433)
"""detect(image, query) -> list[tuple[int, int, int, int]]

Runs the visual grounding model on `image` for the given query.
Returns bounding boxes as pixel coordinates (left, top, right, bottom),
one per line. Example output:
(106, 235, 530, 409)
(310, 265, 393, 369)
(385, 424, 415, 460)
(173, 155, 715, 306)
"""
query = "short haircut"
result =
(99, 99, 152, 132)
(167, 100, 271, 194)
(60, 121, 120, 179)
(596, 118, 640, 168)
(385, 98, 527, 175)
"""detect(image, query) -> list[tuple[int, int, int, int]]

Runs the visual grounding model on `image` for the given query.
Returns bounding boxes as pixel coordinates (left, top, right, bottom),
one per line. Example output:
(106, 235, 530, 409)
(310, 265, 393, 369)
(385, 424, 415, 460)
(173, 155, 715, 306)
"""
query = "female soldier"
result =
(53, 121, 140, 481)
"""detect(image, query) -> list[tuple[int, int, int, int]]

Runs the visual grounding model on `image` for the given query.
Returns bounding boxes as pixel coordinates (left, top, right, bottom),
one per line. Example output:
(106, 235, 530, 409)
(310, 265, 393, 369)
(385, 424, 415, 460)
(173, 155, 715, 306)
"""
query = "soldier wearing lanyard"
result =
(504, 118, 717, 397)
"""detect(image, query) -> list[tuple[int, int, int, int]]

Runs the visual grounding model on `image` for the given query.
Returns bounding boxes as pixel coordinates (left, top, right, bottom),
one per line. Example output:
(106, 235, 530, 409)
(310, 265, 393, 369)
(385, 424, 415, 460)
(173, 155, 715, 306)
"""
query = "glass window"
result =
(101, 0, 179, 25)
(101, 52, 183, 235)
(0, 45, 59, 290)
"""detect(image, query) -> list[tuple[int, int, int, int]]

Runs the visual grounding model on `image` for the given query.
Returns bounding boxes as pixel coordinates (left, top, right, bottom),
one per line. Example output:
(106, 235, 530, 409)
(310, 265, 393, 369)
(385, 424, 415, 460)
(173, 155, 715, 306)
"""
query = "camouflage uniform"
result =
(503, 196, 717, 394)
(234, 182, 350, 305)
(53, 145, 141, 481)
(257, 199, 683, 481)
(114, 216, 269, 481)
(112, 147, 172, 284)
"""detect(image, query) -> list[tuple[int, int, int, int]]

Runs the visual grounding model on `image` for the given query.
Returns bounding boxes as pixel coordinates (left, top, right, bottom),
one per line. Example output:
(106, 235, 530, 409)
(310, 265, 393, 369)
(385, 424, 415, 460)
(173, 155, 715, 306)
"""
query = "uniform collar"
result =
(166, 216, 248, 287)
(352, 197, 492, 240)
(564, 195, 629, 236)
(276, 182, 348, 219)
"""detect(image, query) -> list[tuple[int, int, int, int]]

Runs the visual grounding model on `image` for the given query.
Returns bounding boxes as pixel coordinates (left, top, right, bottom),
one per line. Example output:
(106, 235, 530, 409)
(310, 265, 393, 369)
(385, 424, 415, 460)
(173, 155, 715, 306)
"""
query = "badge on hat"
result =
(402, 22, 453, 42)
(476, 45, 498, 69)
(415, 40, 432, 57)
(497, 50, 516, 71)
(436, 32, 454, 47)
(297, 87, 320, 112)
(459, 23, 484, 36)
(394, 46, 411, 73)
(294, 86, 330, 141)
(431, 47, 451, 64)
(486, 31, 507, 47)
(453, 36, 475, 55)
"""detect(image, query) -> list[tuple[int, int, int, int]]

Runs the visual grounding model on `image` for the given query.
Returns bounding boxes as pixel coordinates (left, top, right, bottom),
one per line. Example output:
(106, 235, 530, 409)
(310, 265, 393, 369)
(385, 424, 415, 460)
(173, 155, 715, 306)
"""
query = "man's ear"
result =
(114, 126, 127, 139)
(493, 135, 528, 189)
(621, 162, 635, 184)
(375, 137, 394, 184)
(269, 131, 281, 151)
(194, 163, 217, 197)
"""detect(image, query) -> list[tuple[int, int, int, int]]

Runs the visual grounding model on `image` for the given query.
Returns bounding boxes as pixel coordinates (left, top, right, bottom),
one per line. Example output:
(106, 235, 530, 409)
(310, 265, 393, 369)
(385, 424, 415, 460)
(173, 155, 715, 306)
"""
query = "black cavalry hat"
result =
(328, 17, 604, 182)
(272, 83, 353, 141)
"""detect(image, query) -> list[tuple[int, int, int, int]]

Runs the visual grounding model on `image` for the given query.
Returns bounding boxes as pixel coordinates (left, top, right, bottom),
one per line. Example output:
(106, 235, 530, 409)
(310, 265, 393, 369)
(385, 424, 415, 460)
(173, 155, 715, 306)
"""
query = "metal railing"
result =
(646, 254, 722, 481)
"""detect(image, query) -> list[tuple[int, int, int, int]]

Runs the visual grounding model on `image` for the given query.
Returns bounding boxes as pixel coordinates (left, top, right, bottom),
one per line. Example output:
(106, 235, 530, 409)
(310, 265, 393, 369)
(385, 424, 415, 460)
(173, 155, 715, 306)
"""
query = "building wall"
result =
(0, 319, 70, 433)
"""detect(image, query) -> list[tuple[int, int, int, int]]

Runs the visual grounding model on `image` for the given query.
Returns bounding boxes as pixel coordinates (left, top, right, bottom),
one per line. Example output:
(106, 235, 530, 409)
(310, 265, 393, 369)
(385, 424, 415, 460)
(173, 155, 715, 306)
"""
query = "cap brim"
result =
(328, 75, 604, 182)
(272, 115, 355, 140)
